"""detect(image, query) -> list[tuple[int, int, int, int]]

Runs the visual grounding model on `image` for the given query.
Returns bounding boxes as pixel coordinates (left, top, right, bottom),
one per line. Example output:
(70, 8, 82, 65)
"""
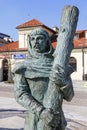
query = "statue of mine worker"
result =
(12, 27, 74, 130)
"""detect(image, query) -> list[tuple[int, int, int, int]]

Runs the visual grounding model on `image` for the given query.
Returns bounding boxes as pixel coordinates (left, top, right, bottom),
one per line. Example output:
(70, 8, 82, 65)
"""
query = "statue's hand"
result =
(40, 108, 60, 127)
(50, 69, 66, 87)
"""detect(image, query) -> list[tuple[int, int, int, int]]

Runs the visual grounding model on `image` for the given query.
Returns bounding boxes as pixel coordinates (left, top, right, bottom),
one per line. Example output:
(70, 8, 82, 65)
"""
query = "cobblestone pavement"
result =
(0, 81, 87, 130)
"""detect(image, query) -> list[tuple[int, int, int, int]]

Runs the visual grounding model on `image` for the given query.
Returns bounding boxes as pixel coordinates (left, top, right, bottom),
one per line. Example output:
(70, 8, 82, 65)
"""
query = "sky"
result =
(0, 0, 87, 41)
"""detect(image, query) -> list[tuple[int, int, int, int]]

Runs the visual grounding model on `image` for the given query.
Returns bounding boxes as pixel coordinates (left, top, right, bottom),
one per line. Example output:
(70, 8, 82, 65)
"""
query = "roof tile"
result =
(0, 41, 19, 51)
(16, 19, 43, 29)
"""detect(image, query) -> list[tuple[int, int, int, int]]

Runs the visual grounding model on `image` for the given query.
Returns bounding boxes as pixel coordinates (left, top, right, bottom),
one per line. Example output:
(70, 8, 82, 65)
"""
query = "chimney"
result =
(85, 31, 87, 39)
(52, 26, 59, 32)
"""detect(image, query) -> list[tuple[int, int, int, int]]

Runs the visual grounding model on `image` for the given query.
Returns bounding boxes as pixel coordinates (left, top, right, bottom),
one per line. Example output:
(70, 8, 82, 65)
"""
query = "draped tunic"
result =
(12, 35, 74, 130)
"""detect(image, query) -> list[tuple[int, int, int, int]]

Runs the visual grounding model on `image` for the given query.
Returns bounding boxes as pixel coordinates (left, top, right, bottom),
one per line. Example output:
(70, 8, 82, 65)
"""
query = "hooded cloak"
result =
(12, 28, 54, 79)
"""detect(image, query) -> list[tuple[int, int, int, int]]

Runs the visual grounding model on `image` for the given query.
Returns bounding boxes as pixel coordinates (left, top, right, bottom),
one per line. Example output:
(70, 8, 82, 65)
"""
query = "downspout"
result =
(82, 47, 85, 80)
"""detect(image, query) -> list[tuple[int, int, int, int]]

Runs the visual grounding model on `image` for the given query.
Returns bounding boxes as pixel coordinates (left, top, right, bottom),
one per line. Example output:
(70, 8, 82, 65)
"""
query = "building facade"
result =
(0, 19, 87, 81)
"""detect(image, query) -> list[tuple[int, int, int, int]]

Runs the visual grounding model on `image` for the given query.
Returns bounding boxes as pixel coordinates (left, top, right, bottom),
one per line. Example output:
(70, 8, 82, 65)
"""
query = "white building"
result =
(0, 19, 87, 81)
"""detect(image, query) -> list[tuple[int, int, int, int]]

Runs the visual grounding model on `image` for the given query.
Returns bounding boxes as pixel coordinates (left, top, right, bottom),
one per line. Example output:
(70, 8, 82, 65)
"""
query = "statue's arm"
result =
(50, 66, 74, 102)
(13, 74, 44, 118)
(56, 66, 74, 101)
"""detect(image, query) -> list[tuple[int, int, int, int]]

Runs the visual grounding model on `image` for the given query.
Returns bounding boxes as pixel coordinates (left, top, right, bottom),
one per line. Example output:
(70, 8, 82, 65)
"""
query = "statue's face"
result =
(30, 34, 47, 53)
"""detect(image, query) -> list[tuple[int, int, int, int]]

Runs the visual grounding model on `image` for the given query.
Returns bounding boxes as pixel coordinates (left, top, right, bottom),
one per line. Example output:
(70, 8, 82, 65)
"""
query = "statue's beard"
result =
(28, 42, 54, 59)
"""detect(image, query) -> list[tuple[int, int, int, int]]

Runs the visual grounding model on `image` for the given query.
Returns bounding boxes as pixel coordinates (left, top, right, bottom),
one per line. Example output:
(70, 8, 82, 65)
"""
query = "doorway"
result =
(2, 59, 8, 81)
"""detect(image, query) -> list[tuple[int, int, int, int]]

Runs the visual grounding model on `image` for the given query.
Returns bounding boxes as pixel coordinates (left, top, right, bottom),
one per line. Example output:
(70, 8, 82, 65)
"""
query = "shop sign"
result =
(14, 54, 26, 59)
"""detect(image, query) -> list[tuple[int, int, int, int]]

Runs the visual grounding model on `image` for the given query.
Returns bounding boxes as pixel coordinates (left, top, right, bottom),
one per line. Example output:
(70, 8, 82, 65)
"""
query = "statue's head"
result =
(29, 28, 51, 53)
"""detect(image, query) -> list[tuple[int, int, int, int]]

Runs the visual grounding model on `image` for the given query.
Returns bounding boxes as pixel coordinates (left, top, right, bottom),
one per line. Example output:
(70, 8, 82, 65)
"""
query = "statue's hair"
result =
(29, 28, 50, 39)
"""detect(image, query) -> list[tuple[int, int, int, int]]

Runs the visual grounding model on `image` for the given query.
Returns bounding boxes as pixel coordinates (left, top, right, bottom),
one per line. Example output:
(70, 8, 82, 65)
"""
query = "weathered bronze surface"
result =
(12, 5, 79, 130)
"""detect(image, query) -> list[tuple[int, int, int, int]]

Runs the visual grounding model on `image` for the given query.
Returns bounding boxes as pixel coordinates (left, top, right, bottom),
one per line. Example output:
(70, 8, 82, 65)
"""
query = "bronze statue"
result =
(12, 5, 79, 130)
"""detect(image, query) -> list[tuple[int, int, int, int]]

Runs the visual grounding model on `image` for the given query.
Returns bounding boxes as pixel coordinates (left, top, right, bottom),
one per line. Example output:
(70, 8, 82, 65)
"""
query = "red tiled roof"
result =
(0, 41, 28, 52)
(0, 38, 87, 52)
(76, 30, 87, 34)
(16, 19, 43, 29)
(16, 19, 56, 33)
(52, 30, 87, 49)
(0, 41, 19, 51)
(52, 38, 87, 49)
(74, 38, 87, 48)
(1, 28, 87, 52)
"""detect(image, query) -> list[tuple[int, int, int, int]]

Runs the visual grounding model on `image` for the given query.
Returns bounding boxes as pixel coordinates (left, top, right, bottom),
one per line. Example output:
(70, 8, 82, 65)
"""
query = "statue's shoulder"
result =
(12, 61, 27, 75)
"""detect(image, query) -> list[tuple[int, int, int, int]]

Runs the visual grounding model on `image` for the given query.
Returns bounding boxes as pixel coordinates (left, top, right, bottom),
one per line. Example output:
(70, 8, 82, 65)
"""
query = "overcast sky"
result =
(0, 0, 87, 41)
